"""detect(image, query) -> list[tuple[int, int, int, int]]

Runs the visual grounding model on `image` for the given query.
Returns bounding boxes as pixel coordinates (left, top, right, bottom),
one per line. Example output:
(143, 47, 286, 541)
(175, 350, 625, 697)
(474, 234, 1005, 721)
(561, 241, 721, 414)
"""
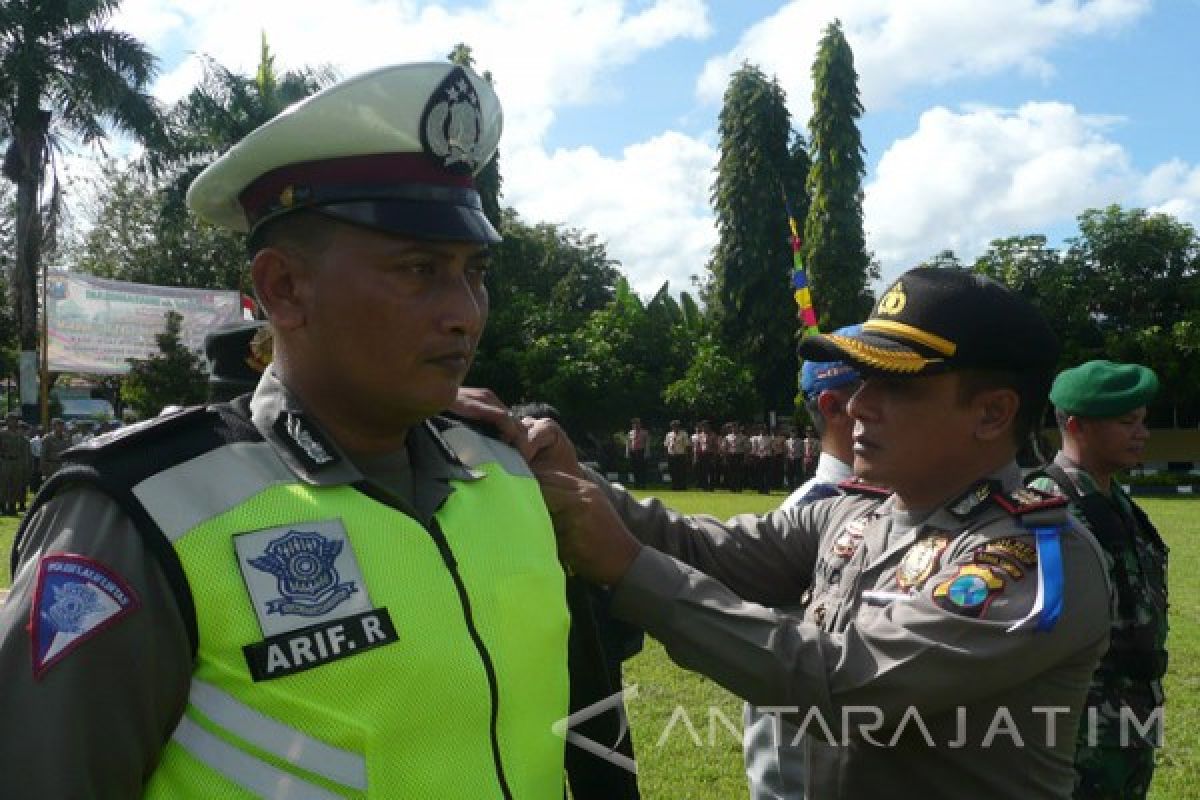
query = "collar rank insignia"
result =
(236, 520, 398, 681)
(948, 479, 1001, 519)
(420, 66, 484, 173)
(832, 515, 870, 559)
(896, 533, 950, 590)
(275, 411, 338, 470)
(30, 554, 140, 680)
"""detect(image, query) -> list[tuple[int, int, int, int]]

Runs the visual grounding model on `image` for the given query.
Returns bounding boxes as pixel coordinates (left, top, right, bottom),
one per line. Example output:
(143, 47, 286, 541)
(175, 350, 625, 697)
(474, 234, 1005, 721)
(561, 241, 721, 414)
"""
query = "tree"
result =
(803, 19, 875, 330)
(66, 158, 248, 290)
(663, 337, 757, 423)
(0, 0, 163, 416)
(68, 42, 336, 294)
(447, 43, 502, 229)
(468, 208, 621, 404)
(122, 310, 209, 418)
(707, 63, 808, 417)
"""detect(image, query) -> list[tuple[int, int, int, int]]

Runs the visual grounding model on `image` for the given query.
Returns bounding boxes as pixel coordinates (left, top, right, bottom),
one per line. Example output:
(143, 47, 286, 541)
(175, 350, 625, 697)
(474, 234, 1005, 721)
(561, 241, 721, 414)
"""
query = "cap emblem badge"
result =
(878, 282, 907, 315)
(421, 66, 484, 173)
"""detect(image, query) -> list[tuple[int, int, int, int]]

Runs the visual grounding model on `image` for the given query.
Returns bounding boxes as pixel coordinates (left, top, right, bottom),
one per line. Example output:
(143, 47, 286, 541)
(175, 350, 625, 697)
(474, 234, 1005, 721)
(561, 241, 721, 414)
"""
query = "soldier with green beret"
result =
(1030, 359, 1167, 799)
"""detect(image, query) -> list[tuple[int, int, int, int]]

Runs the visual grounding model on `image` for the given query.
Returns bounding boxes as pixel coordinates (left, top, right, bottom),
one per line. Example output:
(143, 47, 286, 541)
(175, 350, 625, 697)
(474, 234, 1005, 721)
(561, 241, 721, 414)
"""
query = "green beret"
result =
(1050, 360, 1159, 417)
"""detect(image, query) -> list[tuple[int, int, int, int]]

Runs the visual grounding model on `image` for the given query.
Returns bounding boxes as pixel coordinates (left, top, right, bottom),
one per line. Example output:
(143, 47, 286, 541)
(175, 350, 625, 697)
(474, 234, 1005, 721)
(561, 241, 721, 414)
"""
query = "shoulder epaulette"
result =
(837, 478, 891, 497)
(63, 405, 213, 461)
(991, 486, 1068, 525)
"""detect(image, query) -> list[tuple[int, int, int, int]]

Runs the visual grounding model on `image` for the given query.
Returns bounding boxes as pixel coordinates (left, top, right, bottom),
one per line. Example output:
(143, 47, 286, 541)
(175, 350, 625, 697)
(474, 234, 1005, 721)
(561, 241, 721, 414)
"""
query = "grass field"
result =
(1, 492, 1195, 797)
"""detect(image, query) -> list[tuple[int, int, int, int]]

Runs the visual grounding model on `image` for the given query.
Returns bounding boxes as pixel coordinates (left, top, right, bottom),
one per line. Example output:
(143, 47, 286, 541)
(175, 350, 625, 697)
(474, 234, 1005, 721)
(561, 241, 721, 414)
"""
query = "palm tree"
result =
(0, 0, 162, 415)
(154, 34, 337, 214)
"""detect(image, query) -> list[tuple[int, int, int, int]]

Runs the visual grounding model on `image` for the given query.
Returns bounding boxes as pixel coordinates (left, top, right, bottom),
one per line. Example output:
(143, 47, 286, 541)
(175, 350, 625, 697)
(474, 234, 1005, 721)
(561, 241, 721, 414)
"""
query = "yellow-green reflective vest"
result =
(141, 426, 570, 799)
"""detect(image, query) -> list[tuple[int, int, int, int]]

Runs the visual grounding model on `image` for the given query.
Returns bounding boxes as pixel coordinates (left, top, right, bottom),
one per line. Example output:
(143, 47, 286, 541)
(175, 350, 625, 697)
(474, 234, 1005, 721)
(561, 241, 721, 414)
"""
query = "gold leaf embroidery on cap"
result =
(827, 334, 934, 373)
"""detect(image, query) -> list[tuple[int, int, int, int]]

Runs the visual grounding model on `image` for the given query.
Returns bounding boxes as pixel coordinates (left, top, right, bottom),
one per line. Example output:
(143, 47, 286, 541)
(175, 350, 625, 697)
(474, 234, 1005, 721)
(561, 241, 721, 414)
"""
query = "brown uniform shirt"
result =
(596, 464, 1112, 800)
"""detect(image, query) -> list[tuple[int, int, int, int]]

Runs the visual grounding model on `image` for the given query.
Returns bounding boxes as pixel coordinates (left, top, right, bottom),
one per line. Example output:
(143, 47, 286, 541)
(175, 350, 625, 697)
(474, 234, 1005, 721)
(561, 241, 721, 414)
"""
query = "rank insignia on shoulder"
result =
(991, 487, 1067, 517)
(932, 564, 1005, 618)
(274, 411, 339, 470)
(31, 554, 140, 680)
(837, 478, 890, 497)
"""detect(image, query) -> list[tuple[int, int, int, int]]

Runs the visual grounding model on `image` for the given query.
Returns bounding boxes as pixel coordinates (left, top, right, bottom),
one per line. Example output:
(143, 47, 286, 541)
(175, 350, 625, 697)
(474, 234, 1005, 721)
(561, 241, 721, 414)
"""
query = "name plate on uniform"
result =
(244, 608, 399, 681)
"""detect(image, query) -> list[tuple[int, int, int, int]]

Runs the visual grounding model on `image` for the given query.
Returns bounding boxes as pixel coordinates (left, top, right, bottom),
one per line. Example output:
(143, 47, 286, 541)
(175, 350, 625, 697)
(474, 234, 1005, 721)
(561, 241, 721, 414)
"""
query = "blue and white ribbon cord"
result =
(1006, 524, 1065, 633)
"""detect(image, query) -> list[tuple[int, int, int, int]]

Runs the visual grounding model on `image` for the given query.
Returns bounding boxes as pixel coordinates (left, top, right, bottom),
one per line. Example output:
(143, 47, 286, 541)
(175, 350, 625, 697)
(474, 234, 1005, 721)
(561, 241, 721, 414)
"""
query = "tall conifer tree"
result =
(804, 20, 875, 329)
(708, 64, 808, 416)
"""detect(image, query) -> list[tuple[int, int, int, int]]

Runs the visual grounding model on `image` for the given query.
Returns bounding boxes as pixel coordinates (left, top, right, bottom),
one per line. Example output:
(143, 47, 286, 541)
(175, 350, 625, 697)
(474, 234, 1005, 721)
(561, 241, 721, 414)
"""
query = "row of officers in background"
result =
(0, 415, 104, 515)
(623, 417, 820, 492)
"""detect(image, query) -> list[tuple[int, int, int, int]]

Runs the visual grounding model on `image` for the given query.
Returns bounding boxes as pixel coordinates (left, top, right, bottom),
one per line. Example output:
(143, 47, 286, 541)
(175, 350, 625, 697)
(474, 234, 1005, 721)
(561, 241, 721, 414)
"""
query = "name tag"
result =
(244, 609, 399, 681)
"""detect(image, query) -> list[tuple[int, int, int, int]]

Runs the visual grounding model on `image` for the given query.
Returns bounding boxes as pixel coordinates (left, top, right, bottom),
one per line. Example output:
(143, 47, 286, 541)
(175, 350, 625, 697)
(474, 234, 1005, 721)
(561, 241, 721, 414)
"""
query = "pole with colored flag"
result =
(784, 193, 820, 338)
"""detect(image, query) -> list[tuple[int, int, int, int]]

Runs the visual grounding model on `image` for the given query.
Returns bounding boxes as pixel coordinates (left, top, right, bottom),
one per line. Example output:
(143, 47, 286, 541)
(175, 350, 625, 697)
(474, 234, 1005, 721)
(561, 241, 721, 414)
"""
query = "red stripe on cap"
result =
(239, 153, 476, 221)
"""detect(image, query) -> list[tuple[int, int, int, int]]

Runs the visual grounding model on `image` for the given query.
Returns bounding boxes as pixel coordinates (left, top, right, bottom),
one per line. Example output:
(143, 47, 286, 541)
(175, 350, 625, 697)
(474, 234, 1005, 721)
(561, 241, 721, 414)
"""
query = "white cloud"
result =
(863, 101, 1139, 280)
(506, 131, 718, 297)
(116, 0, 712, 149)
(1140, 160, 1200, 227)
(697, 0, 1149, 122)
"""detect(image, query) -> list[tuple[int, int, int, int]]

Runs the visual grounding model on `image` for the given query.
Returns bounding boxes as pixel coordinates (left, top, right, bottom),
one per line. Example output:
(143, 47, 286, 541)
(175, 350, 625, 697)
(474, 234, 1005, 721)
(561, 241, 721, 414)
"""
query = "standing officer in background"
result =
(36, 418, 73, 485)
(0, 413, 31, 515)
(664, 420, 690, 490)
(626, 417, 648, 488)
(743, 329, 862, 800)
(1029, 360, 1168, 800)
(204, 320, 272, 402)
(0, 63, 575, 798)
(469, 268, 1113, 799)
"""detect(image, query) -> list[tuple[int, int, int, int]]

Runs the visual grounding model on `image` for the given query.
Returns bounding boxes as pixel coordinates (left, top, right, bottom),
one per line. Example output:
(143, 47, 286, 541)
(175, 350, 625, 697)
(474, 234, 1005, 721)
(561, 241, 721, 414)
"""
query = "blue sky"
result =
(105, 0, 1200, 296)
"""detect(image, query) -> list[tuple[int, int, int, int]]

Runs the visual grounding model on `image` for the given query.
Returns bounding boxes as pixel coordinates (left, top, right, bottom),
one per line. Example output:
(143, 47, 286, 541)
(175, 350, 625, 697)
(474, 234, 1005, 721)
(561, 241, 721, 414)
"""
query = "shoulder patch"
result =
(31, 554, 140, 680)
(932, 564, 1006, 618)
(981, 537, 1038, 567)
(837, 478, 891, 497)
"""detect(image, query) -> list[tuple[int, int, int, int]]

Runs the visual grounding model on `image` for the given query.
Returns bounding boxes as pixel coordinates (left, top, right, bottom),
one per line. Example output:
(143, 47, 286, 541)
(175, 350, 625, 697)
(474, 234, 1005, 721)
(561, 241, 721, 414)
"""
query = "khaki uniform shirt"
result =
(38, 432, 73, 479)
(0, 367, 481, 797)
(596, 464, 1112, 800)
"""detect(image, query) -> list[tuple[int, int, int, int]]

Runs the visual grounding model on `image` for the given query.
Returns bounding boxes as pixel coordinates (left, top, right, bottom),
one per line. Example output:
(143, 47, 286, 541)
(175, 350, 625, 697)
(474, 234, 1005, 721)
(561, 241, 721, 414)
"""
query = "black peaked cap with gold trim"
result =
(799, 267, 1059, 378)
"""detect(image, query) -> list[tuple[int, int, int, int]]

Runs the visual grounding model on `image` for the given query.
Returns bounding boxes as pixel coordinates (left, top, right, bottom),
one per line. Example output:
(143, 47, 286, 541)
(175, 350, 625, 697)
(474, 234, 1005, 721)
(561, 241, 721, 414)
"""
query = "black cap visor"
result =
(799, 330, 950, 377)
(317, 197, 501, 244)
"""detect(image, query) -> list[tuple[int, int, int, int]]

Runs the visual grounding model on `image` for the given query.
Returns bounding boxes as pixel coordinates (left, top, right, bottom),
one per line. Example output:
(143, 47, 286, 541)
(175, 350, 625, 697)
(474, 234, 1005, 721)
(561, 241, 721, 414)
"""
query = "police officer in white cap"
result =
(0, 62, 574, 798)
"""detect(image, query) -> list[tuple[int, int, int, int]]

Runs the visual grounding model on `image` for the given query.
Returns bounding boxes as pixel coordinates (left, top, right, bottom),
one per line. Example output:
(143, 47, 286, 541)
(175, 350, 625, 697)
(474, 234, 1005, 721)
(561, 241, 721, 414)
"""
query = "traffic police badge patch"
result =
(30, 554, 140, 679)
(236, 520, 398, 681)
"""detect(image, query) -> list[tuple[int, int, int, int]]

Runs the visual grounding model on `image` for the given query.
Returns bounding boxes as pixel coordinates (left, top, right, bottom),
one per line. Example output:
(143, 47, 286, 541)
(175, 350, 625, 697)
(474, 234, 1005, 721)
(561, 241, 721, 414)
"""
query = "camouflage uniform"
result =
(1030, 454, 1168, 800)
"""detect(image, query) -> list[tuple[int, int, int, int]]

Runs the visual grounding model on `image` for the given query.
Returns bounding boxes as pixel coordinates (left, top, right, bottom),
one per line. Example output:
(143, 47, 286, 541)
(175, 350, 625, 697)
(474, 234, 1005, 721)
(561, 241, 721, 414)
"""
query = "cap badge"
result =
(878, 282, 907, 315)
(421, 66, 484, 173)
(246, 326, 274, 374)
(279, 185, 295, 208)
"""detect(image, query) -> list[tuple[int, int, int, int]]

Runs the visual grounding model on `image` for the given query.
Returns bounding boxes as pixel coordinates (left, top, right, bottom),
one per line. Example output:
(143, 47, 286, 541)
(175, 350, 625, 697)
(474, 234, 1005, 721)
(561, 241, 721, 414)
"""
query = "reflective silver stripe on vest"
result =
(439, 426, 533, 478)
(170, 715, 346, 800)
(133, 441, 296, 542)
(188, 679, 367, 791)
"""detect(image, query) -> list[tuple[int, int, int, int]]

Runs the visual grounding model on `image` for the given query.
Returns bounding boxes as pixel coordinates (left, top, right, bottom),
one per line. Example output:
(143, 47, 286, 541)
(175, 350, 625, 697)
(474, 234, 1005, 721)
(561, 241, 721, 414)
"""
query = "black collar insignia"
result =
(274, 411, 339, 471)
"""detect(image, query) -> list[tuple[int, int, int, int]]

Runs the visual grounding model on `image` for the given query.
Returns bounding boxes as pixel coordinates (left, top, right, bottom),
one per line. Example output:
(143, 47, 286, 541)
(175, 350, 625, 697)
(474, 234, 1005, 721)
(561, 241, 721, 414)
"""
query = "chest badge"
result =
(896, 533, 950, 590)
(248, 530, 357, 618)
(832, 515, 870, 559)
(236, 520, 398, 681)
